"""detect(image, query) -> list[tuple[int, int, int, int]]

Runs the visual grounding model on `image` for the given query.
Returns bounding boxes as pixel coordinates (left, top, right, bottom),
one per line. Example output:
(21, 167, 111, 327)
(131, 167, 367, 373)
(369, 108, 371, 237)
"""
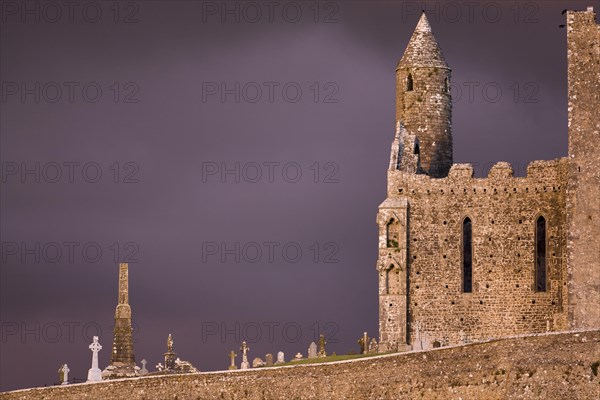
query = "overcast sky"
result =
(1, 0, 598, 391)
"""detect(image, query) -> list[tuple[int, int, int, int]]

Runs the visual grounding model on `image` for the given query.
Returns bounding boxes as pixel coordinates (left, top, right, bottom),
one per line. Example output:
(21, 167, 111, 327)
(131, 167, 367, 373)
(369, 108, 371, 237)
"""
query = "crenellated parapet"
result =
(388, 159, 568, 198)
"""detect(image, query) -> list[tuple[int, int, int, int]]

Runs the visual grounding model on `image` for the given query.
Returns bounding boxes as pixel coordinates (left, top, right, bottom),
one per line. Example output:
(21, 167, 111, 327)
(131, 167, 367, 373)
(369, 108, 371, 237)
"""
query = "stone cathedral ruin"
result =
(377, 10, 599, 352)
(3, 6, 599, 399)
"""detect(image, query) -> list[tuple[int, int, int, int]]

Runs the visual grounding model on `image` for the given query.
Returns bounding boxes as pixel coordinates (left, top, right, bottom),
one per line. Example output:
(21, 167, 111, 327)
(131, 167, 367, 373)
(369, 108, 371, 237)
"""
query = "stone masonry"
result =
(378, 10, 600, 352)
(566, 7, 600, 330)
(102, 263, 139, 378)
(2, 331, 598, 400)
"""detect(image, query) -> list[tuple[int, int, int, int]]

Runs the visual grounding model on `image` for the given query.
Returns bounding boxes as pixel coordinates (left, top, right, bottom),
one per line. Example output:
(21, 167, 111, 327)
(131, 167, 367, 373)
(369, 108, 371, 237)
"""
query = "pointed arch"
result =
(385, 264, 400, 295)
(462, 217, 473, 293)
(535, 215, 547, 292)
(386, 218, 399, 248)
(407, 73, 414, 91)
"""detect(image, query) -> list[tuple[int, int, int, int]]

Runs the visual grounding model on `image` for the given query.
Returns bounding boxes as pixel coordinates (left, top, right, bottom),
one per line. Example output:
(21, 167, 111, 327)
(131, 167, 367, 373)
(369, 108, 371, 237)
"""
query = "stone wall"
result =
(566, 8, 600, 330)
(380, 159, 569, 348)
(2, 330, 599, 400)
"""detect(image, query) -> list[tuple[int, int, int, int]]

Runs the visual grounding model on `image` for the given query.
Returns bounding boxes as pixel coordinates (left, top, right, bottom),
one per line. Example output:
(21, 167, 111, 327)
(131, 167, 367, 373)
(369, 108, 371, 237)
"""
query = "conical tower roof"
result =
(397, 13, 449, 69)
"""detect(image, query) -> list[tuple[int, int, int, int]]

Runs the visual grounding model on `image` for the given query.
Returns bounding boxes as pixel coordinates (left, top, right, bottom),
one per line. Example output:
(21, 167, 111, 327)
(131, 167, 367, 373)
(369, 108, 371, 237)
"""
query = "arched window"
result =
(535, 216, 547, 292)
(414, 143, 420, 155)
(462, 218, 473, 293)
(443, 77, 449, 93)
(407, 74, 414, 91)
(385, 265, 399, 294)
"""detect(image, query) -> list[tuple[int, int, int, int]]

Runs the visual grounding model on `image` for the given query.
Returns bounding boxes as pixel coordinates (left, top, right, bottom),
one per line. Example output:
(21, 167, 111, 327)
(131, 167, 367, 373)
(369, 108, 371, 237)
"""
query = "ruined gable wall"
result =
(385, 160, 569, 346)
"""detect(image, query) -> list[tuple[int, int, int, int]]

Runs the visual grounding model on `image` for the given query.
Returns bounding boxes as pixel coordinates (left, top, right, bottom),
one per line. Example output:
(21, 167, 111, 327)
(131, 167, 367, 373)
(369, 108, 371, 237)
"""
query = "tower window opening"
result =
(386, 219, 399, 247)
(535, 216, 547, 292)
(385, 265, 399, 294)
(407, 74, 414, 91)
(462, 218, 473, 293)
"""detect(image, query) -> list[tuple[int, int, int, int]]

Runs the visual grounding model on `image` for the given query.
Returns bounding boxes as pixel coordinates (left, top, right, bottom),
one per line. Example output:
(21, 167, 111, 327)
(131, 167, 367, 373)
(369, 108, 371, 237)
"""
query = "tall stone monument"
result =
(58, 364, 70, 385)
(164, 334, 176, 370)
(86, 336, 103, 382)
(318, 334, 327, 357)
(240, 341, 250, 370)
(102, 263, 139, 379)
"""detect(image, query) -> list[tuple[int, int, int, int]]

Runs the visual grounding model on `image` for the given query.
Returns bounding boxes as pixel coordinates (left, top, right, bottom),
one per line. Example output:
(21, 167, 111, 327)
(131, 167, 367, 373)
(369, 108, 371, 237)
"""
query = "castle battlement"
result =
(377, 8, 599, 352)
(387, 158, 568, 197)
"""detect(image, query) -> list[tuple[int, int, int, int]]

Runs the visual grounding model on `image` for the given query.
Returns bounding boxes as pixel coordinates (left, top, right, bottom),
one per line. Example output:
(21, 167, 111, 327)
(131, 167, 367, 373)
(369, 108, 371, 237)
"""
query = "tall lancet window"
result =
(535, 216, 547, 292)
(407, 74, 414, 91)
(462, 218, 473, 293)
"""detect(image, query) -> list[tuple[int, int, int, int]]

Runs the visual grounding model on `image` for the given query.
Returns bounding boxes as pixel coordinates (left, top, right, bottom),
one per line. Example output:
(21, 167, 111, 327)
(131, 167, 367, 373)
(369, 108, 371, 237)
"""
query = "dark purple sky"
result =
(1, 0, 597, 392)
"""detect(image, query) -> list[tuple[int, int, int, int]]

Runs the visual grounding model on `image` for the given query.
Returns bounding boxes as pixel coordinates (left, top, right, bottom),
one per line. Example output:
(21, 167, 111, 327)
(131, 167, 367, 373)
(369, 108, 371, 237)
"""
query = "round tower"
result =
(395, 13, 453, 178)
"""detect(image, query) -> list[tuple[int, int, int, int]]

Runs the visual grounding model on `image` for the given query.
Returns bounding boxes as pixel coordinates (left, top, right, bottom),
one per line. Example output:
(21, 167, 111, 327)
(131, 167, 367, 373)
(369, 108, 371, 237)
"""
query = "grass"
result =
(263, 353, 388, 367)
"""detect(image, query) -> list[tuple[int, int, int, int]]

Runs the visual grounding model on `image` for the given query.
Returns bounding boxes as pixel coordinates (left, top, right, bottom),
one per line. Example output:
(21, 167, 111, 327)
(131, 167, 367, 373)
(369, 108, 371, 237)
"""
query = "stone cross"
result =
(308, 342, 318, 358)
(86, 336, 103, 382)
(59, 364, 70, 385)
(140, 359, 148, 375)
(240, 341, 250, 369)
(357, 336, 365, 354)
(318, 334, 327, 357)
(228, 350, 238, 370)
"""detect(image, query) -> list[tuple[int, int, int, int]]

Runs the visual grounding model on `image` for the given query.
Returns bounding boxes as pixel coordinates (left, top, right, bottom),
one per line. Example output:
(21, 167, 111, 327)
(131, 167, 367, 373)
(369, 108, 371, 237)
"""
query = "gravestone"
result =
(59, 364, 70, 385)
(240, 341, 250, 369)
(228, 350, 237, 370)
(318, 334, 327, 357)
(252, 357, 265, 368)
(86, 336, 103, 382)
(292, 352, 303, 361)
(275, 351, 285, 365)
(139, 359, 148, 375)
(265, 353, 274, 366)
(308, 342, 318, 358)
(368, 338, 379, 354)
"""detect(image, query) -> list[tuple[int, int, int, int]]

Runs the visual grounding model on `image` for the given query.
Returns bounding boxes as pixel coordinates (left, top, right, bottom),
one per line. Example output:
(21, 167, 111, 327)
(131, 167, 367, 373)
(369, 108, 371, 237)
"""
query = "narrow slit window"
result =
(384, 270, 389, 294)
(407, 74, 414, 91)
(463, 218, 473, 293)
(535, 216, 547, 292)
(444, 77, 449, 93)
